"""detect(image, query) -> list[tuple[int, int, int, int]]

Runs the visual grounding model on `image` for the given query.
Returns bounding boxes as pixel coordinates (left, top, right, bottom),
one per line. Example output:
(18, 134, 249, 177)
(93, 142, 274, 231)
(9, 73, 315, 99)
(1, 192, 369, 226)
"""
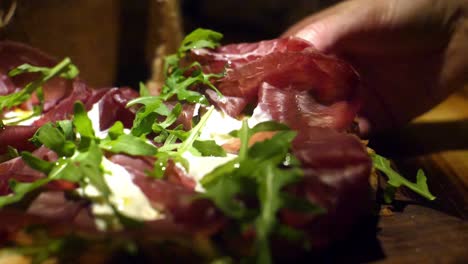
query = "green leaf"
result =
(73, 102, 95, 139)
(371, 153, 436, 202)
(33, 123, 75, 157)
(1, 57, 79, 111)
(202, 175, 247, 219)
(200, 158, 239, 186)
(152, 103, 182, 132)
(48, 158, 82, 182)
(8, 58, 79, 80)
(75, 142, 109, 196)
(237, 120, 250, 160)
(152, 152, 171, 179)
(139, 82, 150, 97)
(178, 106, 214, 153)
(163, 54, 179, 77)
(229, 121, 290, 138)
(56, 120, 74, 140)
(21, 151, 54, 174)
(193, 140, 227, 157)
(178, 28, 223, 56)
(107, 121, 124, 140)
(128, 96, 169, 137)
(101, 134, 158, 156)
(0, 178, 51, 208)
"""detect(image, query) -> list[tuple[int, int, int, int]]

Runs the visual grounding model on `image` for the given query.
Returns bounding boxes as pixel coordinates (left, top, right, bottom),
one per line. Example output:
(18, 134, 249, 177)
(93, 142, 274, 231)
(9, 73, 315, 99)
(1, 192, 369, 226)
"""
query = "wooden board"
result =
(364, 92, 468, 263)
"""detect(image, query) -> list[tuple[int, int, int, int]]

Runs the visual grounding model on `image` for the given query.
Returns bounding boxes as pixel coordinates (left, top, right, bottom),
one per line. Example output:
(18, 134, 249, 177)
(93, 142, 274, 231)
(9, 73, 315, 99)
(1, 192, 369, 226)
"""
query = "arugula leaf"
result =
(0, 57, 79, 111)
(56, 120, 74, 140)
(201, 120, 320, 263)
(203, 174, 248, 219)
(101, 134, 158, 156)
(0, 178, 51, 208)
(178, 28, 223, 56)
(107, 121, 124, 140)
(32, 123, 75, 157)
(193, 140, 227, 157)
(127, 96, 169, 137)
(138, 82, 151, 97)
(73, 102, 95, 139)
(371, 153, 436, 202)
(21, 152, 54, 173)
(8, 60, 79, 80)
(75, 141, 109, 196)
(152, 103, 182, 132)
(179, 106, 214, 153)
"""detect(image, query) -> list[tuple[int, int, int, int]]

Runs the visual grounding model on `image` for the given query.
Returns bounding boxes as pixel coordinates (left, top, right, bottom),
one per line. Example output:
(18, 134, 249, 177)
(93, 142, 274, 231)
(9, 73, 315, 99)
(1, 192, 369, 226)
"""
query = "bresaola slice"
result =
(0, 41, 74, 111)
(191, 37, 361, 132)
(189, 37, 312, 73)
(287, 127, 372, 247)
(256, 82, 358, 131)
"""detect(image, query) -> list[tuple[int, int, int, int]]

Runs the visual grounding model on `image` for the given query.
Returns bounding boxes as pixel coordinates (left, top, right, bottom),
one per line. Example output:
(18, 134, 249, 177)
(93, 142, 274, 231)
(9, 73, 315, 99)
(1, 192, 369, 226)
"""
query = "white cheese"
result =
(179, 106, 273, 191)
(198, 108, 243, 145)
(78, 157, 163, 231)
(87, 101, 110, 139)
(180, 151, 238, 192)
(2, 109, 40, 125)
(198, 106, 272, 146)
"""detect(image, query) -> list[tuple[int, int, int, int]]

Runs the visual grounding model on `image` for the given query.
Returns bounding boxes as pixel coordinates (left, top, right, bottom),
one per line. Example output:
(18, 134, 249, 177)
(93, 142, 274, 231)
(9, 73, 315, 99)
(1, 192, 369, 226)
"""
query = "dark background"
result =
(0, 0, 339, 88)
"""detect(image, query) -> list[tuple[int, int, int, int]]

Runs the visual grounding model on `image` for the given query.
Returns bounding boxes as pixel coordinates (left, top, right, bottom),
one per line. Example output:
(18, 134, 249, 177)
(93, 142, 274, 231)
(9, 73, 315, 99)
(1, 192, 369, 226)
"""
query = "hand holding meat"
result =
(284, 0, 468, 132)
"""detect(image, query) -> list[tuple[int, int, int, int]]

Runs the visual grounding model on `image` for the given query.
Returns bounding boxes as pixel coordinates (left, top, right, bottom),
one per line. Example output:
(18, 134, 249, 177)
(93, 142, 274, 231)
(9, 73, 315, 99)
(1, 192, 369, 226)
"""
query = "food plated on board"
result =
(0, 29, 435, 263)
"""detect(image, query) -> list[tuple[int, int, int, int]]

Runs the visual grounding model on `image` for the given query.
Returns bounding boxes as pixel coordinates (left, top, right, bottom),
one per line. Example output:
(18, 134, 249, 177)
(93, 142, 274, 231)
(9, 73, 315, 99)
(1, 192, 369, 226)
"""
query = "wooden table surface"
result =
(355, 91, 468, 264)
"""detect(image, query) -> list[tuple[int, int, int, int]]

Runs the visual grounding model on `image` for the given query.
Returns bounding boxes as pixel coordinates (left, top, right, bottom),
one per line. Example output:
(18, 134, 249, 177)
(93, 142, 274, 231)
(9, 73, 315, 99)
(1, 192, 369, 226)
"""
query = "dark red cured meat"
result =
(0, 125, 39, 153)
(216, 48, 360, 105)
(86, 87, 139, 130)
(162, 101, 196, 131)
(189, 37, 312, 73)
(189, 38, 361, 133)
(0, 69, 14, 96)
(256, 82, 359, 131)
(0, 41, 74, 111)
(27, 191, 88, 221)
(280, 127, 372, 248)
(0, 146, 56, 195)
(205, 89, 248, 118)
(110, 154, 224, 235)
(33, 80, 92, 126)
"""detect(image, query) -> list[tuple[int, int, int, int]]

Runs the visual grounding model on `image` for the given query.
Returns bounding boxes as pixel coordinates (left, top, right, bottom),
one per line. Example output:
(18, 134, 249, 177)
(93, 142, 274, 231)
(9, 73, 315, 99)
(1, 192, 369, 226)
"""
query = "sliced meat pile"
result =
(0, 37, 372, 252)
(190, 37, 371, 247)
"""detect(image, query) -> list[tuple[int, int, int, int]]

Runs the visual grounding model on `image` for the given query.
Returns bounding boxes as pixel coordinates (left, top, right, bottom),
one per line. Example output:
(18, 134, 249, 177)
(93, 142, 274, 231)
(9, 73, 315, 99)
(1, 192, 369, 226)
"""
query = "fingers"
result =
(282, 0, 384, 52)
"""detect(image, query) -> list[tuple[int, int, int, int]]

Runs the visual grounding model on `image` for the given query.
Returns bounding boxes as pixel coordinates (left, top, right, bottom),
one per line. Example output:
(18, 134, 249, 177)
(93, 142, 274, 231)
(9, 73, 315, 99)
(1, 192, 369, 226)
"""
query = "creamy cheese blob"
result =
(198, 105, 272, 145)
(181, 151, 238, 192)
(80, 103, 162, 230)
(79, 157, 163, 231)
(179, 106, 273, 191)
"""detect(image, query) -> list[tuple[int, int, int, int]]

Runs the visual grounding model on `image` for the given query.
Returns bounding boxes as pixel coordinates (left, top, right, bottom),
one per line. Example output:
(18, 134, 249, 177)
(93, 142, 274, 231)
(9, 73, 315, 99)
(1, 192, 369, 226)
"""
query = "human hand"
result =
(283, 0, 468, 132)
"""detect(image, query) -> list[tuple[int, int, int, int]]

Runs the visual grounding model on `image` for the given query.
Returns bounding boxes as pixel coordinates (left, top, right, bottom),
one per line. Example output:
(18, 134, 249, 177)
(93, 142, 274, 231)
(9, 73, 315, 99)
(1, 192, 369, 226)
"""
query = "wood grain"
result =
(367, 92, 468, 263)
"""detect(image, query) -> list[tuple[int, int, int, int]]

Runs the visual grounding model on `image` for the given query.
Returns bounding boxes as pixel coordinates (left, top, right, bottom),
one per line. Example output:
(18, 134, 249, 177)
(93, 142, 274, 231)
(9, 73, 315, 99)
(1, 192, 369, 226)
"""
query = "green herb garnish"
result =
(371, 153, 436, 203)
(0, 58, 79, 112)
(202, 121, 323, 263)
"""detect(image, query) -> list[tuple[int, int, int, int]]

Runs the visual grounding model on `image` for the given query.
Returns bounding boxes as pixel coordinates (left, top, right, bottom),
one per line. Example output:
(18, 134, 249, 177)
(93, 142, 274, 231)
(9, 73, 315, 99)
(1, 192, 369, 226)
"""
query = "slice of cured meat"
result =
(189, 37, 312, 73)
(189, 37, 360, 132)
(256, 82, 358, 131)
(190, 37, 371, 248)
(0, 41, 74, 111)
(285, 127, 372, 247)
